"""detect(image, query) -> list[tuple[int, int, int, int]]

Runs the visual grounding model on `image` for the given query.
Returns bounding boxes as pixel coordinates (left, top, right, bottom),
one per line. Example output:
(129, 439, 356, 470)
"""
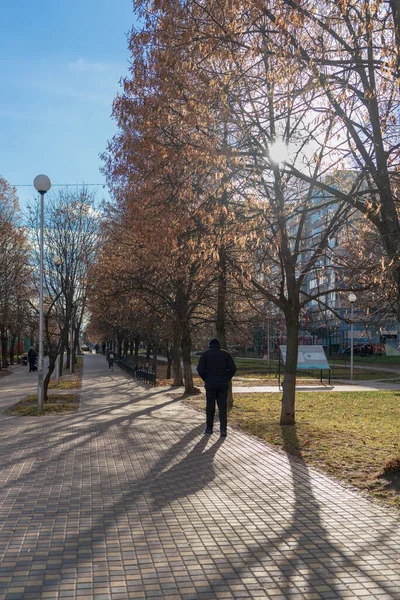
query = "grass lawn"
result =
(187, 356, 399, 384)
(350, 355, 400, 365)
(184, 390, 400, 508)
(232, 357, 400, 381)
(329, 366, 400, 380)
(5, 394, 79, 416)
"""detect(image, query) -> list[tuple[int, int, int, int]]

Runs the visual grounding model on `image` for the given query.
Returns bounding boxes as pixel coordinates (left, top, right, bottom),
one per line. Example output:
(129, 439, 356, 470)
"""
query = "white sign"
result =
(279, 345, 330, 370)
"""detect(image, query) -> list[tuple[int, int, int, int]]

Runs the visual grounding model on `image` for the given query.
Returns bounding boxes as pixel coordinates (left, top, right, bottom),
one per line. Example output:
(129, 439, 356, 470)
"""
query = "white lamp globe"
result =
(348, 292, 357, 303)
(34, 174, 51, 193)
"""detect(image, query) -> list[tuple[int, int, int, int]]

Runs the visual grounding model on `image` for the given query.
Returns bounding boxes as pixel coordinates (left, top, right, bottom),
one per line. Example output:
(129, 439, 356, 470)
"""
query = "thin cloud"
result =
(68, 58, 115, 74)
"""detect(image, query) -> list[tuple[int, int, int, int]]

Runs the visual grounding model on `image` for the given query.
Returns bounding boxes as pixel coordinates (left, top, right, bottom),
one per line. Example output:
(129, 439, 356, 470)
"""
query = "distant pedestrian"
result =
(28, 347, 37, 372)
(107, 350, 115, 371)
(196, 338, 237, 437)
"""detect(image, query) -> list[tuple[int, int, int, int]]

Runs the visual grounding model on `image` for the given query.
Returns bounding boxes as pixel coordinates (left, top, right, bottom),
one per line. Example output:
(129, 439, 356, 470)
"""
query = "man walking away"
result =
(107, 350, 114, 371)
(196, 338, 237, 437)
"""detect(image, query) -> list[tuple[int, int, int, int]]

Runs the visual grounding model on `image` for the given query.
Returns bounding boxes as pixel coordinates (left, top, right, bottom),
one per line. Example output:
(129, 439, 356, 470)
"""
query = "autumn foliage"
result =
(90, 0, 400, 424)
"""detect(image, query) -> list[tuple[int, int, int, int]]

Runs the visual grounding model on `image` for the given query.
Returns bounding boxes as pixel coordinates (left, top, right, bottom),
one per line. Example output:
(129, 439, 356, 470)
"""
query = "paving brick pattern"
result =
(0, 355, 399, 599)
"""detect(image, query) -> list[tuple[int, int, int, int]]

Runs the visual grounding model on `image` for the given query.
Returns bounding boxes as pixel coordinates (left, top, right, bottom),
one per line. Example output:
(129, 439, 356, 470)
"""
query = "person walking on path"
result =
(196, 338, 237, 437)
(28, 347, 37, 372)
(106, 349, 115, 371)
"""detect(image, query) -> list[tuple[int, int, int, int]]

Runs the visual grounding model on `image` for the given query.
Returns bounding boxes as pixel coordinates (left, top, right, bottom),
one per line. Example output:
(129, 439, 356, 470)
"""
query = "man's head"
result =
(209, 338, 221, 349)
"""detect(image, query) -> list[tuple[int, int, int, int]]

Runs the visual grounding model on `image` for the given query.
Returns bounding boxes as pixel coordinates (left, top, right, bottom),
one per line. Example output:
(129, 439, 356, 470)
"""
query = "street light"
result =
(348, 292, 357, 380)
(34, 174, 51, 411)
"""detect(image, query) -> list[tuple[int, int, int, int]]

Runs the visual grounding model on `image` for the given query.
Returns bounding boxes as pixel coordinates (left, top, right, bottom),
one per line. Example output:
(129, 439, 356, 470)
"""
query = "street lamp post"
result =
(348, 293, 357, 380)
(33, 175, 51, 411)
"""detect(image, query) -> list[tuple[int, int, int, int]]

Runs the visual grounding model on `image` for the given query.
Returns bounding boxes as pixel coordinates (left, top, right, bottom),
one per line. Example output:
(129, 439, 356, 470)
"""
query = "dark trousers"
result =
(206, 388, 228, 432)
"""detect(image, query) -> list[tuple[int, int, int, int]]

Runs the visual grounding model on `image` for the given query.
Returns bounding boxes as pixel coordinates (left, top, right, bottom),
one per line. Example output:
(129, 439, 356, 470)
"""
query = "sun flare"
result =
(269, 139, 288, 164)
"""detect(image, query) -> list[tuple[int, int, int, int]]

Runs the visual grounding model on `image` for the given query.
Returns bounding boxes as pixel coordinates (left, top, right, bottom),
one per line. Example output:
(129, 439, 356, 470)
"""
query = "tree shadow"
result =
(0, 370, 399, 599)
(0, 389, 182, 493)
(149, 434, 225, 509)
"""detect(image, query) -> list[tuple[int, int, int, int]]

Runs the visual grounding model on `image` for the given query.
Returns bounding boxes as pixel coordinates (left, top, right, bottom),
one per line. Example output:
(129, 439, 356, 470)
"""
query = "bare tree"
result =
(28, 187, 99, 399)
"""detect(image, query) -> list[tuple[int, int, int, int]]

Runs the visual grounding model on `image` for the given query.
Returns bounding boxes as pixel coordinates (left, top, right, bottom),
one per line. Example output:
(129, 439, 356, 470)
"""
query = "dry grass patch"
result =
(48, 357, 83, 389)
(6, 394, 79, 416)
(48, 377, 81, 390)
(330, 367, 400, 380)
(184, 390, 400, 508)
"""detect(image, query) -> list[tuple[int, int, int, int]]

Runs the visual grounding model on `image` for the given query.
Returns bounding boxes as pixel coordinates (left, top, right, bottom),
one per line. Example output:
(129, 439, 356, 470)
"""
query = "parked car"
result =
(338, 343, 374, 357)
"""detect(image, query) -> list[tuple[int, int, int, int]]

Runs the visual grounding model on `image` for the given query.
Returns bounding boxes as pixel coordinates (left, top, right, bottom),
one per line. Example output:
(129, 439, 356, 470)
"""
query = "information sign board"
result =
(279, 345, 330, 370)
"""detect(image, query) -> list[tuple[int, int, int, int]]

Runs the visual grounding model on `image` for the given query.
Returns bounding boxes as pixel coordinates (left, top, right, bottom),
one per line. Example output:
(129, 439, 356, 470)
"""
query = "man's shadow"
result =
(149, 434, 225, 509)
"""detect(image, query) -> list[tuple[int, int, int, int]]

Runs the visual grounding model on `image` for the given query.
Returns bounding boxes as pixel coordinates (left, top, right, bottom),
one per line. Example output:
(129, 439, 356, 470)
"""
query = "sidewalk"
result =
(0, 362, 39, 412)
(230, 380, 400, 393)
(0, 355, 399, 599)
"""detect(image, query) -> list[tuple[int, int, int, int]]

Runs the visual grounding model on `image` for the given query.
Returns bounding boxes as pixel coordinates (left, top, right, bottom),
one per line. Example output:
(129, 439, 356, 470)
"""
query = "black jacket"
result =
(28, 348, 37, 362)
(197, 347, 237, 390)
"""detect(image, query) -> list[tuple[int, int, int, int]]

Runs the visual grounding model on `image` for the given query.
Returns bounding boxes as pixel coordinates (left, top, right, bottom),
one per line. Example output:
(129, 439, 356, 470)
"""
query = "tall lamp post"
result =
(348, 293, 357, 380)
(33, 174, 51, 411)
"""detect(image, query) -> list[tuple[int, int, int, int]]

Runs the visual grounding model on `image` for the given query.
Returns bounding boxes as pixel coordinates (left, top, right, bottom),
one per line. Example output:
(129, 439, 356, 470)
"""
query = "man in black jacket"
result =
(28, 347, 37, 372)
(196, 338, 237, 437)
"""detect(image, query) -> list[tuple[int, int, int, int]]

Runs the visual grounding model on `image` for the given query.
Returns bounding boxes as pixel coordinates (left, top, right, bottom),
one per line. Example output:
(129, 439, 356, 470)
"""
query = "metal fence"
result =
(116, 358, 156, 386)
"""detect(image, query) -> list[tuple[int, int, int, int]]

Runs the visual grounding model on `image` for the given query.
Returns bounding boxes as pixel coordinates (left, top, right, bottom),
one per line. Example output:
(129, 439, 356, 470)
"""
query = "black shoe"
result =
(205, 428, 213, 434)
(220, 431, 227, 437)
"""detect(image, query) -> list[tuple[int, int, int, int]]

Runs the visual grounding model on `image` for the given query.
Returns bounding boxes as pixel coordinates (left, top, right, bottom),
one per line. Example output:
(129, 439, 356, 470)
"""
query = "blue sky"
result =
(0, 0, 136, 211)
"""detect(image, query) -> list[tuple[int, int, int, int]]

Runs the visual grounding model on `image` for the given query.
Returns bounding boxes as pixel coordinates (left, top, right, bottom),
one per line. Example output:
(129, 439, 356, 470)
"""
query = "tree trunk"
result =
(181, 327, 195, 394)
(59, 341, 65, 377)
(1, 333, 8, 369)
(9, 336, 16, 365)
(172, 330, 183, 386)
(71, 335, 76, 374)
(43, 355, 57, 403)
(280, 311, 300, 426)
(166, 342, 172, 379)
(393, 265, 400, 323)
(74, 324, 80, 357)
(66, 336, 71, 370)
(152, 341, 158, 373)
(216, 246, 234, 409)
(145, 343, 151, 364)
(117, 331, 123, 358)
(134, 337, 140, 365)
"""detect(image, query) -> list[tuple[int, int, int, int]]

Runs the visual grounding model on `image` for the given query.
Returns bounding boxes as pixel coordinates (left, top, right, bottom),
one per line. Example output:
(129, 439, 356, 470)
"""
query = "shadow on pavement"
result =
(149, 434, 225, 509)
(0, 356, 399, 599)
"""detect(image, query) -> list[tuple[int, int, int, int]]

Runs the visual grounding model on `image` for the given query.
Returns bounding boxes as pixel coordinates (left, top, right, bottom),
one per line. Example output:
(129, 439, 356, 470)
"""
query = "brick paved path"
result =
(0, 354, 399, 600)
